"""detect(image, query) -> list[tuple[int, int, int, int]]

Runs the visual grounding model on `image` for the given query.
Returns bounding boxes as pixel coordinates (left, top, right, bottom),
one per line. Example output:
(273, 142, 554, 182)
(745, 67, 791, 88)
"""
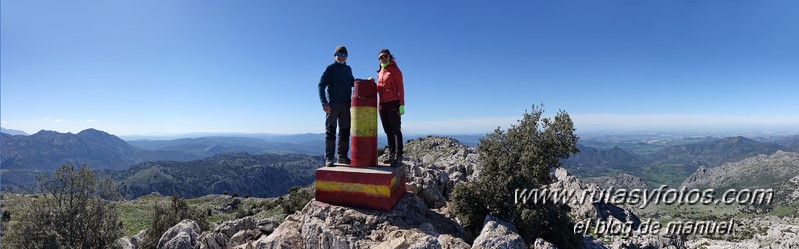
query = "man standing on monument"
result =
(318, 45, 355, 167)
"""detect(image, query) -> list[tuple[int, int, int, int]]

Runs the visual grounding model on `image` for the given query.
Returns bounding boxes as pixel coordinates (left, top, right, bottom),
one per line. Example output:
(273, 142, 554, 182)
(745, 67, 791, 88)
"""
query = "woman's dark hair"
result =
(376, 55, 395, 73)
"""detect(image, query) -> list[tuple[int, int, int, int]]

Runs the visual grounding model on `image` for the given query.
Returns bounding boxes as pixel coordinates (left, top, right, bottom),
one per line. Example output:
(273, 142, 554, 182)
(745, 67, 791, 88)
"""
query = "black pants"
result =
(379, 100, 403, 157)
(325, 106, 350, 160)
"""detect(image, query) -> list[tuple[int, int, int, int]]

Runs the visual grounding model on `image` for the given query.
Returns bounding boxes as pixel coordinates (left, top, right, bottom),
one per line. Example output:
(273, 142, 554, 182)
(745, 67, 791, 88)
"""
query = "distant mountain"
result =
(1, 127, 28, 136)
(681, 150, 799, 189)
(564, 136, 791, 187)
(562, 144, 645, 176)
(97, 152, 323, 199)
(650, 136, 786, 167)
(780, 135, 799, 152)
(2, 129, 198, 171)
(125, 133, 483, 157)
(583, 173, 650, 190)
(127, 136, 323, 157)
(1, 129, 200, 188)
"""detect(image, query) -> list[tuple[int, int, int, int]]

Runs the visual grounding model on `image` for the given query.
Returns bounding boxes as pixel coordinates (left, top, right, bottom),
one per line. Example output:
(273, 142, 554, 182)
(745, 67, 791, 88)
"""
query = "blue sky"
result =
(2, 0, 797, 136)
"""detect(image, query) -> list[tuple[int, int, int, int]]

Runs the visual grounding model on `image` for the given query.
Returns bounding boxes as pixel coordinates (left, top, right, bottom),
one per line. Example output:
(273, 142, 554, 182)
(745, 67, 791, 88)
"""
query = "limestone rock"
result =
(532, 238, 557, 249)
(118, 237, 133, 249)
(157, 219, 201, 249)
(217, 216, 257, 238)
(386, 136, 481, 209)
(195, 216, 277, 248)
(471, 215, 527, 249)
(197, 231, 230, 249)
(255, 194, 467, 249)
(257, 218, 280, 235)
(130, 229, 147, 249)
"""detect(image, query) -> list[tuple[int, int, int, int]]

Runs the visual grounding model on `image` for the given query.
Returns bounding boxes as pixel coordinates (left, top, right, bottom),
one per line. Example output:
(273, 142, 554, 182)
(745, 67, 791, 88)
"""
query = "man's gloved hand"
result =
(399, 105, 405, 115)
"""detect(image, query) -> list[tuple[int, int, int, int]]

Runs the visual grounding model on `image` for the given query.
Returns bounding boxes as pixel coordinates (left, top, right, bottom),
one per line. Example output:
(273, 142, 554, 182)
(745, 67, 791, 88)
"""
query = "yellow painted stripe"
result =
(317, 180, 390, 197)
(351, 106, 377, 137)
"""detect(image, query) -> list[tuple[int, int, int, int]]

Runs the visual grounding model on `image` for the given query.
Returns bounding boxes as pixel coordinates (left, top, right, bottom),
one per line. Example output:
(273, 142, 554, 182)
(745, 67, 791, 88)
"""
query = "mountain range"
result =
(0, 127, 28, 136)
(97, 152, 322, 199)
(1, 129, 205, 188)
(4, 127, 798, 196)
(2, 129, 198, 172)
(127, 136, 323, 157)
(562, 136, 798, 187)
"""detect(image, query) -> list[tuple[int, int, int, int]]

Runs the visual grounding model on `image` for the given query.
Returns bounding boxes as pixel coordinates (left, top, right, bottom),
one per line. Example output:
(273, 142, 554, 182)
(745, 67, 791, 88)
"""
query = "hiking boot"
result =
(325, 159, 335, 167)
(337, 157, 351, 165)
(382, 153, 395, 165)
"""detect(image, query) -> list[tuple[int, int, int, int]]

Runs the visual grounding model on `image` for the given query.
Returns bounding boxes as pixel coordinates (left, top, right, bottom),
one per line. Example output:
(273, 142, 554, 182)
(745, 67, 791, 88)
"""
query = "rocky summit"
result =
(118, 136, 797, 248)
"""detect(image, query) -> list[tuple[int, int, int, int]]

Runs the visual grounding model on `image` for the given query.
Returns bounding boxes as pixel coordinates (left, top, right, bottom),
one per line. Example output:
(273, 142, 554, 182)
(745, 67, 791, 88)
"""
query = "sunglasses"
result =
(335, 53, 348, 57)
(378, 54, 388, 59)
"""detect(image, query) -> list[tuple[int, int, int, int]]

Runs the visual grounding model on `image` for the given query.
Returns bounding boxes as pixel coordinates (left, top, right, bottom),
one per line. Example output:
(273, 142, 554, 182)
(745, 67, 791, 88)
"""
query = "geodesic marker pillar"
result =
(315, 79, 406, 211)
(349, 79, 377, 167)
(315, 164, 407, 211)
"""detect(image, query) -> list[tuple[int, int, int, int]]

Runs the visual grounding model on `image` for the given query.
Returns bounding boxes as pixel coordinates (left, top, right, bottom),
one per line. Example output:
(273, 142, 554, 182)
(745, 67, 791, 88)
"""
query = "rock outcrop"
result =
(196, 216, 280, 249)
(158, 219, 201, 249)
(583, 173, 650, 190)
(685, 216, 799, 249)
(118, 237, 133, 249)
(130, 229, 148, 249)
(681, 150, 799, 190)
(548, 168, 687, 249)
(254, 193, 469, 249)
(131, 135, 778, 249)
(471, 215, 527, 249)
(384, 136, 481, 209)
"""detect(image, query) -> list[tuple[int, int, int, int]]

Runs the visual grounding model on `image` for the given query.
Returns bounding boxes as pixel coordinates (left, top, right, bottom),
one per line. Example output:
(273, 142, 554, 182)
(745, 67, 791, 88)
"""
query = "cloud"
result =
(56, 119, 63, 122)
(1, 120, 6, 124)
(86, 119, 96, 123)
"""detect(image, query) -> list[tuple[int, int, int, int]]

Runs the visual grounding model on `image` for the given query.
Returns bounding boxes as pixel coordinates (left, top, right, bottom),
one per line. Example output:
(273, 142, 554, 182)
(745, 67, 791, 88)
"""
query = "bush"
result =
(449, 105, 581, 248)
(140, 194, 208, 249)
(282, 185, 313, 215)
(2, 210, 10, 223)
(5, 165, 123, 249)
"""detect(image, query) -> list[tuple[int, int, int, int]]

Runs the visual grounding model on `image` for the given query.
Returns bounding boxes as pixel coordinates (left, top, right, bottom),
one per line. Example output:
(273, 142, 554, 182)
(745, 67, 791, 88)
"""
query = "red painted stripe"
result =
(316, 171, 396, 186)
(352, 96, 376, 107)
(316, 186, 406, 211)
(351, 136, 377, 167)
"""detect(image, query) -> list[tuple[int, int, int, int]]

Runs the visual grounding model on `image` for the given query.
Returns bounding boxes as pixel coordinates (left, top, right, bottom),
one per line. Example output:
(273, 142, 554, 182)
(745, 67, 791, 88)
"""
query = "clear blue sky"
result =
(2, 0, 798, 136)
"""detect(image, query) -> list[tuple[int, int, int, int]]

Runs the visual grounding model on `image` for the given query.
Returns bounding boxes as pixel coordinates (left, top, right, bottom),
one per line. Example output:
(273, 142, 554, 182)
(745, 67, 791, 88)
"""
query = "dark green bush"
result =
(140, 194, 208, 249)
(282, 185, 313, 215)
(450, 105, 581, 248)
(4, 165, 123, 249)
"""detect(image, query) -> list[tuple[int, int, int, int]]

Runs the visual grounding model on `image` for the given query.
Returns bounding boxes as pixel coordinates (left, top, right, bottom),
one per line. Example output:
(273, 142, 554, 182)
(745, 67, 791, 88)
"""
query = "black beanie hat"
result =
(334, 46, 348, 55)
(378, 48, 391, 56)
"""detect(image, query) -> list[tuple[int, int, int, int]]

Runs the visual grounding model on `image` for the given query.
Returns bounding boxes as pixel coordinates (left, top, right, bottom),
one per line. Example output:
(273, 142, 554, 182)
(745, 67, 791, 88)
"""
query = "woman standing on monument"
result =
(376, 48, 405, 165)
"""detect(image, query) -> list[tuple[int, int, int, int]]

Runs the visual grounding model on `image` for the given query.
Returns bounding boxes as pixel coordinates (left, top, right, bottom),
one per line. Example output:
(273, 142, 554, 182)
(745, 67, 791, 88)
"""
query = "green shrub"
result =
(140, 194, 208, 249)
(450, 105, 580, 248)
(282, 185, 313, 215)
(4, 165, 123, 249)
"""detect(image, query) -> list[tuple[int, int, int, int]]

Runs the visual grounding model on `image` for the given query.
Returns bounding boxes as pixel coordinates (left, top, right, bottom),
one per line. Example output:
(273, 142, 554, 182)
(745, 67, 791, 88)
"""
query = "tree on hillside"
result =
(5, 165, 123, 249)
(450, 105, 581, 248)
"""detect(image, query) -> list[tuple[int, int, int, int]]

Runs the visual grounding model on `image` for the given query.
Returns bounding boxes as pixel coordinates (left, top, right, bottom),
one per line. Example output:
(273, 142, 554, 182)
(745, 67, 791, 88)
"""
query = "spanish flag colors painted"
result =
(350, 79, 377, 167)
(315, 165, 407, 211)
